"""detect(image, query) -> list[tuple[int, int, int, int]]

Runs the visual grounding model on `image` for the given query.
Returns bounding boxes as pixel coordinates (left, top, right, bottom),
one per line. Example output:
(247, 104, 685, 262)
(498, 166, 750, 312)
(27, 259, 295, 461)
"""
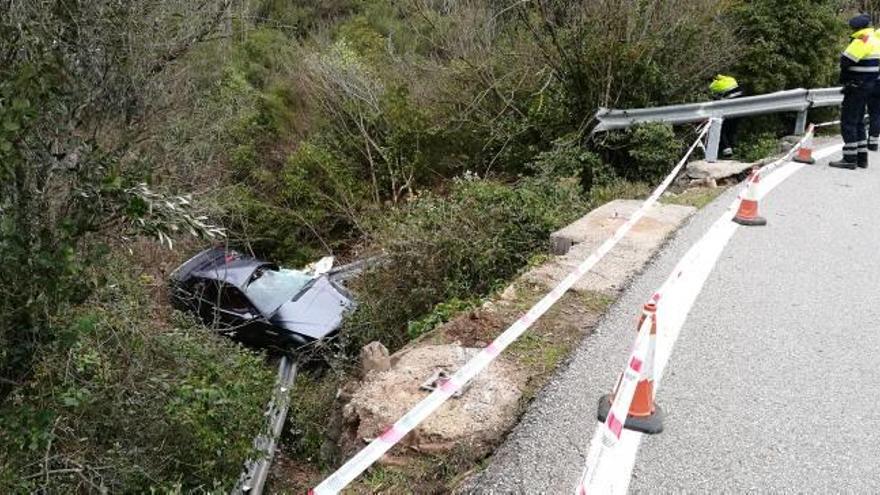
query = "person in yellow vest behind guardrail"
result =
(831, 14, 878, 170)
(709, 74, 743, 159)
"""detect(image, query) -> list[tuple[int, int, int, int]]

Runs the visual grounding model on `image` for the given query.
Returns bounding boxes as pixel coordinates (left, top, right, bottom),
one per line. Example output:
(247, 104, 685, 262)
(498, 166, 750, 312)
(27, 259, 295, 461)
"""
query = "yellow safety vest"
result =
(842, 28, 880, 83)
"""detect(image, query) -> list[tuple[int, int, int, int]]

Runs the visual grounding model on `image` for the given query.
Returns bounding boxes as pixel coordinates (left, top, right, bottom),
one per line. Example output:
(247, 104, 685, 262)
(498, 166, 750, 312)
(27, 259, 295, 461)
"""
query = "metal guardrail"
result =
(233, 355, 298, 495)
(593, 87, 843, 162)
(808, 87, 846, 108)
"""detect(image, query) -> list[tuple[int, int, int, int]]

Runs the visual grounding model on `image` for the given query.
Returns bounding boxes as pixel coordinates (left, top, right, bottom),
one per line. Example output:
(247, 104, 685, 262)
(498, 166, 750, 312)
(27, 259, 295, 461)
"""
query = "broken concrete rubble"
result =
(342, 344, 523, 456)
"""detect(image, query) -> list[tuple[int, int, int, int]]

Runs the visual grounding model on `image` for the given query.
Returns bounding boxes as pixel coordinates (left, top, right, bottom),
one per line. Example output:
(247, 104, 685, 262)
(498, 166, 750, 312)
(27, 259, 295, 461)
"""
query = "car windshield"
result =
(245, 267, 314, 314)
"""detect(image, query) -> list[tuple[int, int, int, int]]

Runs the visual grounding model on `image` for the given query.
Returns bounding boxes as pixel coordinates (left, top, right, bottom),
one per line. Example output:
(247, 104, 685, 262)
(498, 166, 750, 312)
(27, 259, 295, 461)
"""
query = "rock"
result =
(550, 235, 573, 256)
(686, 159, 755, 180)
(342, 344, 523, 454)
(359, 341, 390, 376)
(533, 200, 695, 295)
(688, 177, 717, 188)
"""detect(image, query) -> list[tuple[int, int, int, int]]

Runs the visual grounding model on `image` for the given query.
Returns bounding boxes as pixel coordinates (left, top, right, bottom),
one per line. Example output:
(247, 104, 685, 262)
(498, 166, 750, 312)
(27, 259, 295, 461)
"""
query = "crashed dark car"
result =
(169, 248, 356, 348)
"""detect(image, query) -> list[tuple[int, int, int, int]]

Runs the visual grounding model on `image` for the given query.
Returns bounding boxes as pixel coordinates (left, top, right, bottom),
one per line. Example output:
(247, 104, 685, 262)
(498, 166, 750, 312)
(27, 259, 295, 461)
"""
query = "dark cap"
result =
(849, 14, 871, 29)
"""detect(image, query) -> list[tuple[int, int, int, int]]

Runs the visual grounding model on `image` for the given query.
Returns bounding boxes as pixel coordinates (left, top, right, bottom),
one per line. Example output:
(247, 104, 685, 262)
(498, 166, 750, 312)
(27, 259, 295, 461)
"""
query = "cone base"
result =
(733, 215, 767, 226)
(597, 394, 664, 435)
(792, 155, 815, 165)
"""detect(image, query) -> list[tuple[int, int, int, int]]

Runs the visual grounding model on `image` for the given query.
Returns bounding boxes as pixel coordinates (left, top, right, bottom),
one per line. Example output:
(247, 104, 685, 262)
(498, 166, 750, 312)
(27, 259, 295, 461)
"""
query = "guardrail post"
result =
(794, 110, 808, 135)
(706, 117, 723, 162)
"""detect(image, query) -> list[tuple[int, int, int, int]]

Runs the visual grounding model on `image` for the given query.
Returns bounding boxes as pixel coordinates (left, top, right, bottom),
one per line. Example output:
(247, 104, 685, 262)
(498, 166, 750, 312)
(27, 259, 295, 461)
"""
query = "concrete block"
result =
(528, 200, 695, 296)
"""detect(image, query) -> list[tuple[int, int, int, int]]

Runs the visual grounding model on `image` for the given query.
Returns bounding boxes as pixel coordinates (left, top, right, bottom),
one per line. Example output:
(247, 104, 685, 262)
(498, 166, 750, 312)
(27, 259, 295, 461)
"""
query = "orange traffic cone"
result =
(597, 302, 664, 435)
(793, 126, 816, 164)
(732, 169, 767, 226)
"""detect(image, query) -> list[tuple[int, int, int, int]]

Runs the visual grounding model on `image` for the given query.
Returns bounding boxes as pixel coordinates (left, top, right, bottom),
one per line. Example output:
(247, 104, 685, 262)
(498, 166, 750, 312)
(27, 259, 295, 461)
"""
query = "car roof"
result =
(185, 249, 276, 290)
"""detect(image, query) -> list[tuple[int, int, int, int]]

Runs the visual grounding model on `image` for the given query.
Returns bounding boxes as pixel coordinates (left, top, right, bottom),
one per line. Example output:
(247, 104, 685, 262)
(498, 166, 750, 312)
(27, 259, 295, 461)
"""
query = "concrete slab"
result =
(530, 200, 695, 296)
(686, 159, 755, 180)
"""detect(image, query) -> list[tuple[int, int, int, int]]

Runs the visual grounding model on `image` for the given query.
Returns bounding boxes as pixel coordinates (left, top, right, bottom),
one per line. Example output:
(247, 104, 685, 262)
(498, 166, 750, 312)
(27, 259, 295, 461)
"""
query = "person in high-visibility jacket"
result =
(709, 74, 743, 158)
(867, 23, 880, 155)
(831, 14, 879, 169)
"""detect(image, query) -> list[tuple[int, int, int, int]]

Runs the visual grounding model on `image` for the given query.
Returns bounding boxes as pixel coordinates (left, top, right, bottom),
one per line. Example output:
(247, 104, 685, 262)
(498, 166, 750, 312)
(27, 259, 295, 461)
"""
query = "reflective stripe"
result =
(724, 91, 743, 99)
(858, 140, 868, 146)
(870, 136, 879, 143)
(844, 150, 858, 156)
(844, 142, 858, 148)
(848, 65, 880, 72)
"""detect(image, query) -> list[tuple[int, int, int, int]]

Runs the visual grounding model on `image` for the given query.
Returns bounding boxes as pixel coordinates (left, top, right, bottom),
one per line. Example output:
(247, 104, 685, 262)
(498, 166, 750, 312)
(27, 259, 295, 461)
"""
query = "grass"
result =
(663, 186, 727, 209)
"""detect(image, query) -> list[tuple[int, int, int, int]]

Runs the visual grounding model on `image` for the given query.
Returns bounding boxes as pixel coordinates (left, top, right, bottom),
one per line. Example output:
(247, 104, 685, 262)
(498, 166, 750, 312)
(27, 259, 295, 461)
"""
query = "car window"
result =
(245, 268, 314, 315)
(219, 285, 253, 314)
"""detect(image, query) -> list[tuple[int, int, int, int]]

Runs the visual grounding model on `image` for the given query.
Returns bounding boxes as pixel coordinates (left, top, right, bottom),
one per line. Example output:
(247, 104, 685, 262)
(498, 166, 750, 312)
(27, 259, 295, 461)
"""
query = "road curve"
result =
(465, 139, 880, 493)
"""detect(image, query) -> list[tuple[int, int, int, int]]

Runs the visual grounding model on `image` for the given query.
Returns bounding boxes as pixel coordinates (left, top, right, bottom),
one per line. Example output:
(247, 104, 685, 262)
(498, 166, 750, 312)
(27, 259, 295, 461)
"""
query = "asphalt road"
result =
(465, 141, 880, 493)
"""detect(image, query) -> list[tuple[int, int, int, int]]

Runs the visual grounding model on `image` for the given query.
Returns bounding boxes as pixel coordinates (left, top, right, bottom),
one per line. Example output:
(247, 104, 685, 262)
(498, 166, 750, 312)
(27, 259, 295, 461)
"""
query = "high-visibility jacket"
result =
(870, 30, 880, 79)
(709, 75, 742, 99)
(841, 27, 880, 85)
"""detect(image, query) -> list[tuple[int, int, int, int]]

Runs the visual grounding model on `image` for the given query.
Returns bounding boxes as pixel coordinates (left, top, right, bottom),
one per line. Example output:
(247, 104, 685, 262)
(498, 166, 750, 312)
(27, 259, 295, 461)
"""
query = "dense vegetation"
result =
(0, 0, 860, 491)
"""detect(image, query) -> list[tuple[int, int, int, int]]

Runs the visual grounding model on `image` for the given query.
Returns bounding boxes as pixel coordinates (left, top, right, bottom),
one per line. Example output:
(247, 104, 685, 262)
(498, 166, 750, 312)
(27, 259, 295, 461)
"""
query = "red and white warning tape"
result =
(310, 123, 712, 494)
(577, 309, 654, 492)
(574, 124, 841, 494)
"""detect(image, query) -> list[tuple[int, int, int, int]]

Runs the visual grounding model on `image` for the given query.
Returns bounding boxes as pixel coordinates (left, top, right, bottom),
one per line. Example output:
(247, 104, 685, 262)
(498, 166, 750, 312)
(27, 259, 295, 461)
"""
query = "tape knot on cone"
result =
(597, 301, 664, 435)
(733, 168, 767, 226)
(793, 127, 816, 164)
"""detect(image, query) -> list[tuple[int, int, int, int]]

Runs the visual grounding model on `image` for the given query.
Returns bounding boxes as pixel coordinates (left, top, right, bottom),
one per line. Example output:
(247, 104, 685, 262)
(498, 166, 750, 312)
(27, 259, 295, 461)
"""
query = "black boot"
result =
(829, 155, 857, 170)
(859, 152, 870, 168)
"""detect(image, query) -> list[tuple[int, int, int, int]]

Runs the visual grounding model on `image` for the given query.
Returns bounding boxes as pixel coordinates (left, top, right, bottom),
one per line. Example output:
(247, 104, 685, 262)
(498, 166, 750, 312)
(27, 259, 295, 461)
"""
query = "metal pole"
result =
(794, 110, 808, 135)
(706, 117, 723, 162)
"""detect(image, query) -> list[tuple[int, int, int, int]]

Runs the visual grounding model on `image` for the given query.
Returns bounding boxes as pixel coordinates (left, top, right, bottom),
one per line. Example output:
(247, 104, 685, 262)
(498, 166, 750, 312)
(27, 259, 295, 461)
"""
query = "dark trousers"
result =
(720, 118, 739, 151)
(868, 84, 880, 139)
(841, 85, 871, 159)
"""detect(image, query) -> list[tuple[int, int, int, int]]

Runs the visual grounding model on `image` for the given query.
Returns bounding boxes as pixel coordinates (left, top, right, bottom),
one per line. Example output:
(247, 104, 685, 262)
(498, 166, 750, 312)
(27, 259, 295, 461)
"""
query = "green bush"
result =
(598, 123, 684, 184)
(286, 371, 341, 464)
(0, 262, 275, 493)
(407, 298, 480, 340)
(728, 0, 843, 94)
(528, 136, 611, 193)
(340, 176, 587, 352)
(736, 131, 779, 162)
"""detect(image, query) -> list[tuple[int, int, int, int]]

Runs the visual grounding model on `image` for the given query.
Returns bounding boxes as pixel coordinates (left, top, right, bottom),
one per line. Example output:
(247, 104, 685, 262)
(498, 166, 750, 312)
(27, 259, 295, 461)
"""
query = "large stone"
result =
(359, 341, 391, 376)
(342, 345, 523, 453)
(530, 200, 695, 296)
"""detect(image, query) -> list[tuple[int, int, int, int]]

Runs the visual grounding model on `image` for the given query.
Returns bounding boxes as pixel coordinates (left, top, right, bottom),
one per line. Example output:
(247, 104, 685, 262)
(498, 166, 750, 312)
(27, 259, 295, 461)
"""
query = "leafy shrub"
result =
(597, 123, 684, 183)
(728, 0, 843, 94)
(340, 176, 587, 352)
(0, 261, 274, 493)
(407, 298, 480, 340)
(736, 131, 779, 162)
(286, 371, 341, 464)
(528, 136, 609, 193)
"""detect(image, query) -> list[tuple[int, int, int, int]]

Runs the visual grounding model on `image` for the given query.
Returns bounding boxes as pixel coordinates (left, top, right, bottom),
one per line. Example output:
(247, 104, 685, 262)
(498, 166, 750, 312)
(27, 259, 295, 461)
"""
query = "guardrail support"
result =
(706, 118, 723, 162)
(794, 110, 808, 135)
